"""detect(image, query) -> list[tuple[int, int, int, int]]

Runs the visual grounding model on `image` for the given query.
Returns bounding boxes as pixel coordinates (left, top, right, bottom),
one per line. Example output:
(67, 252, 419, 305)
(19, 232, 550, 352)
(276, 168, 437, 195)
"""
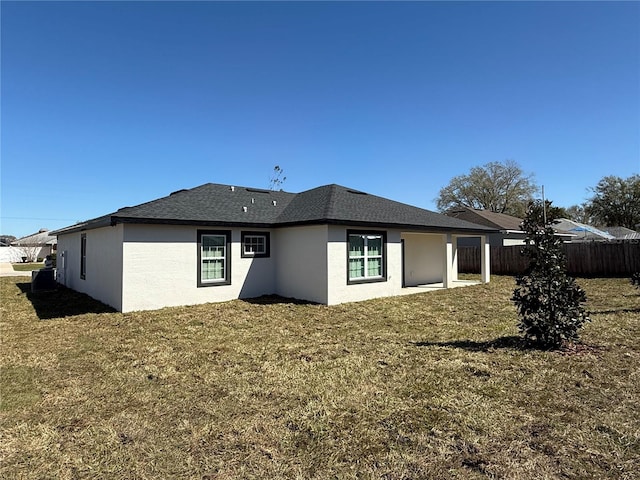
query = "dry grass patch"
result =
(1, 276, 639, 479)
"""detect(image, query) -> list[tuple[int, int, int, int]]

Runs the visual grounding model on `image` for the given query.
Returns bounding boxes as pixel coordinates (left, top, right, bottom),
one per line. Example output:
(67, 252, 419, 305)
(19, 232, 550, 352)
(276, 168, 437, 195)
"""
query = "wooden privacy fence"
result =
(458, 241, 640, 277)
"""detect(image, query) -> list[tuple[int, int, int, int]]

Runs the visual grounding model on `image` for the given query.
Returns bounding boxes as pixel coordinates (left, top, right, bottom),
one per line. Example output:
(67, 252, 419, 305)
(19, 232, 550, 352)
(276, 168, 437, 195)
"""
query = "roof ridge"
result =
(322, 184, 339, 219)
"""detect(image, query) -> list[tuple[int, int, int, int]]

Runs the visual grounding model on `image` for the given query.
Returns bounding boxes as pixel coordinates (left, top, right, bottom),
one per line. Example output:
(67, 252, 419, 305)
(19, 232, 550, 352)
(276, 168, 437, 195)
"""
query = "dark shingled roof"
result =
(277, 185, 493, 232)
(53, 183, 496, 235)
(113, 184, 295, 226)
(445, 206, 523, 231)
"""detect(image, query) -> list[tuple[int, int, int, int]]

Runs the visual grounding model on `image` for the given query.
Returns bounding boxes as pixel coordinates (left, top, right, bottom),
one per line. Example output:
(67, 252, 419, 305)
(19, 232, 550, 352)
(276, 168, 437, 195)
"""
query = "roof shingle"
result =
(445, 206, 523, 231)
(53, 183, 496, 235)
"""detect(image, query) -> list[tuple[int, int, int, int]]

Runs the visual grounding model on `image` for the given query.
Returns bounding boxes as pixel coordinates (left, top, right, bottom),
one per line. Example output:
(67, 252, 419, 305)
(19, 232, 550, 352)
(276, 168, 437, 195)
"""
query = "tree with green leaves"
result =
(512, 200, 590, 349)
(585, 174, 640, 229)
(0, 235, 16, 246)
(563, 204, 592, 224)
(436, 160, 537, 217)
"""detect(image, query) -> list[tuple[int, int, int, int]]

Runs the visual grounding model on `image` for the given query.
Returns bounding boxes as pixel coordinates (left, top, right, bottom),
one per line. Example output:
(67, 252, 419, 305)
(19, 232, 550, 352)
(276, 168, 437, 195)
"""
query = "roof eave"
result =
(275, 218, 497, 234)
(51, 216, 113, 236)
(54, 215, 498, 236)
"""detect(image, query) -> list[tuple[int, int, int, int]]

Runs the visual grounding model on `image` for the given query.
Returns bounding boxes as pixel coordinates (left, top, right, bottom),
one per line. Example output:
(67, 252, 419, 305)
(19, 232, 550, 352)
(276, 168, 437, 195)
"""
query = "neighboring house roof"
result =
(600, 226, 640, 240)
(53, 183, 496, 235)
(445, 206, 523, 231)
(12, 229, 57, 246)
(554, 219, 616, 241)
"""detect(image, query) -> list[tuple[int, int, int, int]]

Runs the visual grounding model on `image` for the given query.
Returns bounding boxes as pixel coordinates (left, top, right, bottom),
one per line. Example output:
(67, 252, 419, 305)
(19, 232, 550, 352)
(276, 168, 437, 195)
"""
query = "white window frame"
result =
(243, 235, 266, 256)
(241, 231, 270, 258)
(198, 230, 231, 287)
(347, 231, 386, 284)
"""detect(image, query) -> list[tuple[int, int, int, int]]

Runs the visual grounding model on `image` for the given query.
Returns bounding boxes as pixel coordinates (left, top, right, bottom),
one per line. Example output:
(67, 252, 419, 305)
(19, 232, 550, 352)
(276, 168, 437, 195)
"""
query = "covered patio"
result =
(400, 232, 490, 290)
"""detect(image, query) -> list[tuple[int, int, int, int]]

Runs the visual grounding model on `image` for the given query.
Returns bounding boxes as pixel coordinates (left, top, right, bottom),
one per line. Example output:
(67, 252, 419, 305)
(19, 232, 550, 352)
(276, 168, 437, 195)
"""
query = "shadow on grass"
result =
(16, 283, 115, 320)
(241, 294, 317, 306)
(414, 335, 530, 352)
(591, 307, 640, 315)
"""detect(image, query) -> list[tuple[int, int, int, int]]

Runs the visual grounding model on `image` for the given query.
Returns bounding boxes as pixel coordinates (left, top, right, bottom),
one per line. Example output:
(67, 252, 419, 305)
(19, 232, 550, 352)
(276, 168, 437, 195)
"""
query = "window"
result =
(198, 230, 231, 286)
(80, 233, 87, 279)
(347, 231, 386, 284)
(241, 231, 270, 258)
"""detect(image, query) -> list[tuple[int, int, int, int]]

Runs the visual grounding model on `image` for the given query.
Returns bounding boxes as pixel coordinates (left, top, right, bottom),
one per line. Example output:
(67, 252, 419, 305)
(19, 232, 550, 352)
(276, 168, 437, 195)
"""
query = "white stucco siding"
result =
(1, 245, 52, 263)
(121, 225, 276, 312)
(274, 225, 328, 304)
(326, 227, 403, 305)
(56, 225, 124, 311)
(0, 247, 26, 263)
(502, 237, 526, 246)
(401, 233, 444, 286)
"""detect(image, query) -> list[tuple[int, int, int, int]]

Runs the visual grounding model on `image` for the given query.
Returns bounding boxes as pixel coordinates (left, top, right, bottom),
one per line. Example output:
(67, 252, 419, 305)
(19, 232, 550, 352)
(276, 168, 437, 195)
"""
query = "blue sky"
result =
(2, 1, 638, 238)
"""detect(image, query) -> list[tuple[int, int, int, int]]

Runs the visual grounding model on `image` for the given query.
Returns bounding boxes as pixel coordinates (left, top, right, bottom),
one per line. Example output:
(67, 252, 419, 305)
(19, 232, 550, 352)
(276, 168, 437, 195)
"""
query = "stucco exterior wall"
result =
(121, 224, 276, 312)
(56, 221, 488, 312)
(326, 226, 403, 305)
(1, 245, 52, 263)
(401, 233, 444, 286)
(274, 225, 328, 304)
(57, 225, 124, 311)
(0, 247, 26, 263)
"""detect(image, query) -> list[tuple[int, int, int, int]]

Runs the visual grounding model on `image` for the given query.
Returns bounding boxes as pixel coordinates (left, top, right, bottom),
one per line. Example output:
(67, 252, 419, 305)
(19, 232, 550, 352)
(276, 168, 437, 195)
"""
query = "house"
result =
(444, 206, 527, 246)
(599, 226, 640, 241)
(554, 219, 615, 242)
(445, 207, 577, 246)
(52, 183, 496, 312)
(10, 229, 57, 262)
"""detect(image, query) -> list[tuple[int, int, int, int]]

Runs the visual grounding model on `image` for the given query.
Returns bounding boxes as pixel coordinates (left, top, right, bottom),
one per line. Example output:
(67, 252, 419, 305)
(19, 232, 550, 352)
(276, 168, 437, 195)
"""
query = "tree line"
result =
(436, 160, 640, 230)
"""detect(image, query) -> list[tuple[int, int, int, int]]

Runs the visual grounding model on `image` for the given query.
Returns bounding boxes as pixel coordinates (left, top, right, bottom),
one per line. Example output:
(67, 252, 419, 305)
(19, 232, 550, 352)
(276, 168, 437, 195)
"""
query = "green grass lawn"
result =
(1, 276, 638, 479)
(10, 263, 44, 272)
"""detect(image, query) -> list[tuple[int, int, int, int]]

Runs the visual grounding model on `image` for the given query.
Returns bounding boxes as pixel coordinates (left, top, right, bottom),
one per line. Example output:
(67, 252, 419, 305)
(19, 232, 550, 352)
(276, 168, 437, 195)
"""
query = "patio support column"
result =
(481, 235, 491, 283)
(443, 233, 457, 288)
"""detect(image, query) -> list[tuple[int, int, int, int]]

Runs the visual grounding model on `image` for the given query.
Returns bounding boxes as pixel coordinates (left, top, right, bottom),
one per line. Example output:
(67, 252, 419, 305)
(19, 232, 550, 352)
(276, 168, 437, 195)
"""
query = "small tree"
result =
(632, 273, 640, 289)
(15, 241, 40, 263)
(512, 200, 590, 349)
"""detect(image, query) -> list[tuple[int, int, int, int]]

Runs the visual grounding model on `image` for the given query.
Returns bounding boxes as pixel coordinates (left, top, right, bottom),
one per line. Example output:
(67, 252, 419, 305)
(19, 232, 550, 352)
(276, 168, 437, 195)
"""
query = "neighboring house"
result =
(554, 219, 616, 242)
(445, 207, 527, 246)
(600, 226, 640, 240)
(446, 207, 578, 246)
(52, 183, 495, 312)
(11, 229, 57, 262)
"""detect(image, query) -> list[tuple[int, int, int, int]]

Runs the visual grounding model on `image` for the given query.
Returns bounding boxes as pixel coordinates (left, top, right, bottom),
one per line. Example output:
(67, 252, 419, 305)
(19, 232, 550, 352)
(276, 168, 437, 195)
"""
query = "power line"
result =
(0, 216, 79, 221)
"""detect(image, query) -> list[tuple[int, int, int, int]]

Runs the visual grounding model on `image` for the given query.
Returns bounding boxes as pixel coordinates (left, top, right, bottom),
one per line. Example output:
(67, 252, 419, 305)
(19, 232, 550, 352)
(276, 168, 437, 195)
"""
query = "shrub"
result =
(512, 201, 590, 349)
(632, 272, 640, 289)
